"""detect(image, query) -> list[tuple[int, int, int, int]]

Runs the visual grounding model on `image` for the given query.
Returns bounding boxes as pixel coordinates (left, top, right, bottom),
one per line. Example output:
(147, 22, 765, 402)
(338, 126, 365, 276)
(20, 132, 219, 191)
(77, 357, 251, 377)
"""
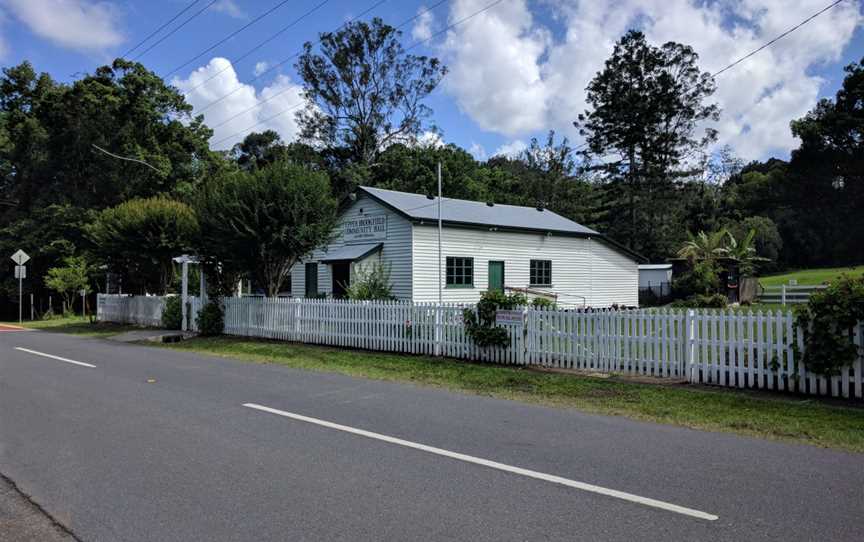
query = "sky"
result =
(0, 0, 862, 162)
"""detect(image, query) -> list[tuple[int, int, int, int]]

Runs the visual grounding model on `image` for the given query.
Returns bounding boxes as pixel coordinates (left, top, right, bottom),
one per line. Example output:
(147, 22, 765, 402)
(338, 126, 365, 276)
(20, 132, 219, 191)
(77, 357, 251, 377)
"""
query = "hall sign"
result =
(343, 214, 387, 244)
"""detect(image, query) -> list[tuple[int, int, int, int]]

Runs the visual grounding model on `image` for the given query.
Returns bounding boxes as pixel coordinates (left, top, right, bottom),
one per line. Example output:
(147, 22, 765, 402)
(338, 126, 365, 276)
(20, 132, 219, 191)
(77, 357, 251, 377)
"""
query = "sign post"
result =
(11, 250, 30, 324)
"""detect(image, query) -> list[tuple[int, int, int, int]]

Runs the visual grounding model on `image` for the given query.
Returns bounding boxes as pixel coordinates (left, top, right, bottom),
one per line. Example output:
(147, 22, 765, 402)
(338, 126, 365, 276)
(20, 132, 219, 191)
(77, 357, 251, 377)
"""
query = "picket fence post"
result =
(684, 309, 696, 382)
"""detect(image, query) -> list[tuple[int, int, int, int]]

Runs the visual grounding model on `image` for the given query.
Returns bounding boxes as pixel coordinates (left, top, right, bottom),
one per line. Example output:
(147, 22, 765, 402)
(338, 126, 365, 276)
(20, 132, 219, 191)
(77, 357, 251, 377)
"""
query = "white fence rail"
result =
(758, 284, 827, 305)
(98, 295, 864, 400)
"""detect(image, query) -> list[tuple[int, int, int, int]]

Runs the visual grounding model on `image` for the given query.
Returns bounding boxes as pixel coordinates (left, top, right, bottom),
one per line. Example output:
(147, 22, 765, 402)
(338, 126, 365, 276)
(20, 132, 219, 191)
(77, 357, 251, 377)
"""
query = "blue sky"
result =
(1, 0, 862, 161)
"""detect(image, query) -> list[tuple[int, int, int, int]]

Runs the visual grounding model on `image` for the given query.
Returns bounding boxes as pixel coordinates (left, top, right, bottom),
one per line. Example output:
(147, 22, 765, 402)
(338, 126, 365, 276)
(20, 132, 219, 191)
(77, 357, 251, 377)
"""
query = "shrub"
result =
(345, 262, 394, 300)
(162, 296, 182, 330)
(672, 260, 720, 298)
(531, 297, 556, 309)
(795, 275, 864, 376)
(670, 293, 728, 309)
(463, 290, 526, 348)
(196, 300, 224, 336)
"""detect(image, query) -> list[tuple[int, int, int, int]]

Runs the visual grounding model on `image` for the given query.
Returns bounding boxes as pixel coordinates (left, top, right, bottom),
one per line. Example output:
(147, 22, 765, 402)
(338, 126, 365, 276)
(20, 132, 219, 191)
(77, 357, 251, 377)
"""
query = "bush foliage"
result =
(795, 275, 864, 376)
(345, 262, 394, 300)
(463, 291, 526, 348)
(162, 296, 182, 330)
(196, 300, 224, 337)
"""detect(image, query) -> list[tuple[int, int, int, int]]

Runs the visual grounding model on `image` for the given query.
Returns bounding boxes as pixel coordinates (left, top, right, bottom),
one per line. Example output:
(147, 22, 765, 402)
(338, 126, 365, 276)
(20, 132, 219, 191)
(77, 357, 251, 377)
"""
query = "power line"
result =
(712, 0, 847, 77)
(164, 0, 295, 78)
(133, 0, 220, 61)
(183, 0, 332, 94)
(211, 0, 504, 147)
(120, 0, 202, 59)
(195, 0, 389, 116)
(207, 0, 449, 134)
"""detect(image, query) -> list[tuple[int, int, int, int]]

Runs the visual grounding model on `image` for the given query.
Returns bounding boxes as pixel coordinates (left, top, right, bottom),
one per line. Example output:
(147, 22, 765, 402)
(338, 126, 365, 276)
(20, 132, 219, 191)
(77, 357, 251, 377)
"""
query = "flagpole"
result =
(437, 162, 443, 306)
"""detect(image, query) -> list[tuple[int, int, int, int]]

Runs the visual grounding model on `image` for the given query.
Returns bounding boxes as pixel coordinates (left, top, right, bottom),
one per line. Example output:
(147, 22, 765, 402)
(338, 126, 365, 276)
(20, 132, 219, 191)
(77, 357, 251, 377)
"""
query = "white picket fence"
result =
(97, 294, 166, 327)
(97, 295, 864, 400)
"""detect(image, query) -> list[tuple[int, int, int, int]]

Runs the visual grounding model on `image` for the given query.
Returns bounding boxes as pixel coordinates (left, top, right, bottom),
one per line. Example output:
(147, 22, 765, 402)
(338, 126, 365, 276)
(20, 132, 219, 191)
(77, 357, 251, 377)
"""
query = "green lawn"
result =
(759, 265, 864, 288)
(155, 336, 864, 453)
(8, 316, 142, 338)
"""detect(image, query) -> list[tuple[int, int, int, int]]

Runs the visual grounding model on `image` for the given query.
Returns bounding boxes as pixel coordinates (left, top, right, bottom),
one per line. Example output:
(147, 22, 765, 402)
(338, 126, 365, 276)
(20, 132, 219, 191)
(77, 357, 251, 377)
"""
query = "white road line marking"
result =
(243, 403, 719, 521)
(14, 347, 96, 369)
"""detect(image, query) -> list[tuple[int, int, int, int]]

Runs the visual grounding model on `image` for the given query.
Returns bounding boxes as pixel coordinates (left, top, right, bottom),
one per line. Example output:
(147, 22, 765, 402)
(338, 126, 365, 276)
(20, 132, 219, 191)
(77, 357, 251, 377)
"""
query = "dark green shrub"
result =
(463, 291, 526, 348)
(196, 300, 224, 336)
(795, 275, 864, 376)
(162, 296, 182, 330)
(672, 260, 720, 298)
(531, 297, 556, 309)
(670, 293, 728, 309)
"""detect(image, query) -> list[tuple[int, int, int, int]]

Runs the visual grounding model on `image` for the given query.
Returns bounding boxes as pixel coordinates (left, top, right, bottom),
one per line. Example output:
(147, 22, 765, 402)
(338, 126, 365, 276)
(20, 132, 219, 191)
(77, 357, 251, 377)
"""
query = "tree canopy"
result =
(192, 161, 338, 297)
(295, 17, 447, 165)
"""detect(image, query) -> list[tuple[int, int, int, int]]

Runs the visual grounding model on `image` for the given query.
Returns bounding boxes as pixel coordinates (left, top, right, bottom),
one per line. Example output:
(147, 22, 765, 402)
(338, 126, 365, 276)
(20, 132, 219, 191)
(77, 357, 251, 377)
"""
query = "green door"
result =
(488, 261, 504, 292)
(305, 263, 318, 297)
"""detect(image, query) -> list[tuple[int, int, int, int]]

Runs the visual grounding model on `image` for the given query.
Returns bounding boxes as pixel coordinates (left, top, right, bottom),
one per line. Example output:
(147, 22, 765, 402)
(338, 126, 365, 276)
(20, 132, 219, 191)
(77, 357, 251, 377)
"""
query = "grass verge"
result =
(759, 265, 864, 287)
(157, 336, 864, 453)
(8, 316, 142, 338)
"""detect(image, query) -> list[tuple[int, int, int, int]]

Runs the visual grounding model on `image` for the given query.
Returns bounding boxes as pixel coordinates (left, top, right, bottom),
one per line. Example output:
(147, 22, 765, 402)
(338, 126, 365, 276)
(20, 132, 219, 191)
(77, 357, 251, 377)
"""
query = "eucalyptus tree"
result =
(295, 17, 447, 165)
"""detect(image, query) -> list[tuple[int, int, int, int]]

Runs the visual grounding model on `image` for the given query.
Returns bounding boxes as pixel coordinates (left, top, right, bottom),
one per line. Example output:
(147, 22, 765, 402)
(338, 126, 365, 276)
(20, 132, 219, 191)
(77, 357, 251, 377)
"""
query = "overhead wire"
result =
(120, 0, 203, 58)
(208, 0, 448, 135)
(195, 0, 389, 116)
(712, 0, 846, 77)
(132, 0, 221, 60)
(182, 0, 333, 94)
(164, 0, 296, 78)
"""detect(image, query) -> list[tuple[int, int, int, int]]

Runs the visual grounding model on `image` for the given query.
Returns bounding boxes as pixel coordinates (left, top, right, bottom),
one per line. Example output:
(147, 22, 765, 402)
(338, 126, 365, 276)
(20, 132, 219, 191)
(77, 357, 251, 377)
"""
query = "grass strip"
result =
(158, 336, 864, 453)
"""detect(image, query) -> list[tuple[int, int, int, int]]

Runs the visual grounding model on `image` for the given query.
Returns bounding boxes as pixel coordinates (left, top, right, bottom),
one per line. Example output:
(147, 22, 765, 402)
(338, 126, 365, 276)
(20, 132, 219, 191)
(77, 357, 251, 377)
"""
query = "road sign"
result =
(14, 265, 26, 279)
(11, 249, 30, 265)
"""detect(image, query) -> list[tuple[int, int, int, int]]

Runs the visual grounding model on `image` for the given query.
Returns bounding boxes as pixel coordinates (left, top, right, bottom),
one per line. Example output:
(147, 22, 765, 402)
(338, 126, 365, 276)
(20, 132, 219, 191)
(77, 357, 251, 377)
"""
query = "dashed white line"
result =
(14, 347, 96, 369)
(242, 402, 719, 521)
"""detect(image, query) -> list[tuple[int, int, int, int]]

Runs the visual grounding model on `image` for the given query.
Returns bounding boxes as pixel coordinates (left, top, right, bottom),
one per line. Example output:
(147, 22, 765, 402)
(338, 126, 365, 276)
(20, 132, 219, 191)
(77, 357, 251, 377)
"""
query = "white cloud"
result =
(173, 58, 305, 150)
(253, 61, 269, 76)
(3, 0, 124, 52)
(210, 0, 245, 19)
(469, 142, 487, 161)
(493, 139, 527, 158)
(416, 130, 444, 148)
(438, 0, 863, 159)
(412, 7, 435, 41)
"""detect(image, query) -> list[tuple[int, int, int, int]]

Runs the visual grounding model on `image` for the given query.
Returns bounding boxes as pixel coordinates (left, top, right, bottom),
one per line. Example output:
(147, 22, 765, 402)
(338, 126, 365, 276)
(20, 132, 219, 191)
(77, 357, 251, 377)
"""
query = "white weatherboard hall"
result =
(291, 186, 641, 307)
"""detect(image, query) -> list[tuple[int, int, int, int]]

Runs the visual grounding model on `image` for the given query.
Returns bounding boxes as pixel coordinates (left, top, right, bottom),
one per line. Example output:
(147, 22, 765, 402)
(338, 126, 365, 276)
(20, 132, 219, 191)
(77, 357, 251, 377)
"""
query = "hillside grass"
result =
(154, 336, 864, 452)
(759, 265, 864, 288)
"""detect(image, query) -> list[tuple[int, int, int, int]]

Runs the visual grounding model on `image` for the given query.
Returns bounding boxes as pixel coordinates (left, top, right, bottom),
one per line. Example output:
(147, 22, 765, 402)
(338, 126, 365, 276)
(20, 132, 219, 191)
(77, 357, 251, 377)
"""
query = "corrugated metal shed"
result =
(359, 186, 599, 236)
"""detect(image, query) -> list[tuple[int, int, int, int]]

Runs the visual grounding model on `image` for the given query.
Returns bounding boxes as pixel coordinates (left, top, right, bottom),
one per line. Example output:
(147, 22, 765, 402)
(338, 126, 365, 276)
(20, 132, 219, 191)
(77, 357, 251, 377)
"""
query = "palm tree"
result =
(726, 229, 769, 276)
(677, 229, 729, 265)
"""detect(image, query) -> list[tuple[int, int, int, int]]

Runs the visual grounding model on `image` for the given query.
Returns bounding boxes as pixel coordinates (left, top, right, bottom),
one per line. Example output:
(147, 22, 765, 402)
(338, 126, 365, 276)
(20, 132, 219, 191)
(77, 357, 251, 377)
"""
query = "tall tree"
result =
(87, 197, 199, 295)
(193, 161, 338, 297)
(576, 30, 719, 259)
(295, 17, 447, 165)
(784, 57, 864, 266)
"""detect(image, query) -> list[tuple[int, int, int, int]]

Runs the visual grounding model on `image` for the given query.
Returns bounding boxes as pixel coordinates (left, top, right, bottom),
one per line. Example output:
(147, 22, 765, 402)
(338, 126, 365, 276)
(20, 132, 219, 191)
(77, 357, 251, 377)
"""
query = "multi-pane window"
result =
(530, 259, 552, 286)
(446, 257, 474, 287)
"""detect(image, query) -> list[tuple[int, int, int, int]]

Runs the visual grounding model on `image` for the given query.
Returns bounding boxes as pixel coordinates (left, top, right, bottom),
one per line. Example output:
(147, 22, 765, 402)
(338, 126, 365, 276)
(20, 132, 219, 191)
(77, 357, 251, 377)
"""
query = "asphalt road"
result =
(0, 329, 862, 541)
